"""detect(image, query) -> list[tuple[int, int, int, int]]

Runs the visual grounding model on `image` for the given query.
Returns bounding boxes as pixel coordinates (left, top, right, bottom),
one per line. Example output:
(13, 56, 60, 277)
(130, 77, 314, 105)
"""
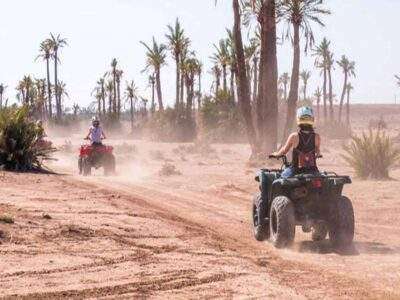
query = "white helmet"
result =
(92, 116, 100, 126)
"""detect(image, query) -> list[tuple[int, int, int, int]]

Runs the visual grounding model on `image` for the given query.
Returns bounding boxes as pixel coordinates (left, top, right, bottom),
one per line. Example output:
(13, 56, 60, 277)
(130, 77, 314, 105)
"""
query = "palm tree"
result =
(54, 81, 68, 116)
(36, 40, 54, 118)
(232, 0, 258, 155)
(337, 55, 356, 123)
(326, 51, 335, 122)
(195, 61, 203, 110)
(281, 0, 330, 138)
(314, 87, 322, 123)
(97, 76, 106, 115)
(313, 38, 331, 123)
(300, 70, 311, 101)
(110, 58, 118, 114)
(34, 79, 47, 119)
(345, 83, 354, 127)
(116, 69, 123, 117)
(0, 84, 6, 109)
(148, 74, 156, 113)
(48, 33, 67, 119)
(17, 75, 34, 105)
(279, 73, 290, 101)
(211, 65, 222, 95)
(166, 18, 190, 108)
(105, 80, 114, 115)
(125, 80, 139, 131)
(140, 38, 167, 111)
(211, 39, 230, 92)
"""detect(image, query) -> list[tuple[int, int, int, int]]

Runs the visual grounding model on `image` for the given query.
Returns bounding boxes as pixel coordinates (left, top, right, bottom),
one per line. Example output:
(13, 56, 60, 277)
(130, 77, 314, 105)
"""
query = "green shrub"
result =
(0, 107, 56, 171)
(200, 92, 246, 143)
(342, 130, 400, 179)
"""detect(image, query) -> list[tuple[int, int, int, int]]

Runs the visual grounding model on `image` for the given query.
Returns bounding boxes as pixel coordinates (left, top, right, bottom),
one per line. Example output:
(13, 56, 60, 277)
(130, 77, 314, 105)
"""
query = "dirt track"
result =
(1, 139, 400, 299)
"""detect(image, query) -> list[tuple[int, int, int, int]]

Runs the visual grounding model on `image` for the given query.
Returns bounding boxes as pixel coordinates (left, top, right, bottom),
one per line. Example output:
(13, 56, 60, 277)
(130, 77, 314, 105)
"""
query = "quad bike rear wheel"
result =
(82, 157, 92, 176)
(103, 154, 116, 176)
(252, 194, 270, 241)
(329, 196, 354, 248)
(270, 196, 295, 248)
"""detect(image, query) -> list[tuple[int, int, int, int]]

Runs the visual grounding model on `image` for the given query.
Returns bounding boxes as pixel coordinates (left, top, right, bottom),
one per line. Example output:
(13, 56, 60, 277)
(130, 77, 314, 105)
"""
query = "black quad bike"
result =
(252, 155, 354, 249)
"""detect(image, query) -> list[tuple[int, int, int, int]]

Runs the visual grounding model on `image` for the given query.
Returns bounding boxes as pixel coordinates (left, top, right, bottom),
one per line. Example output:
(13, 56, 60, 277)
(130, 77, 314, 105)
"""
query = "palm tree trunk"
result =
(156, 68, 164, 111)
(113, 70, 117, 114)
(222, 64, 227, 92)
(151, 81, 155, 113)
(317, 97, 321, 124)
(108, 93, 112, 115)
(180, 72, 184, 109)
(252, 56, 258, 103)
(232, 0, 257, 156)
(46, 58, 52, 118)
(230, 68, 235, 103)
(198, 72, 202, 110)
(284, 83, 287, 101)
(303, 83, 307, 101)
(175, 56, 180, 108)
(338, 72, 348, 123)
(346, 89, 351, 127)
(117, 81, 121, 118)
(54, 51, 60, 119)
(328, 66, 333, 122)
(216, 74, 220, 94)
(130, 97, 134, 132)
(283, 22, 300, 141)
(323, 68, 327, 123)
(257, 0, 278, 154)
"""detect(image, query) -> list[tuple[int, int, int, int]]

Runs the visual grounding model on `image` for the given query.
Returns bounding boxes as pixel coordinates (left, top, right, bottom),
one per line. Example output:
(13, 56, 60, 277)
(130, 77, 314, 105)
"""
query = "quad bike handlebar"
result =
(268, 154, 323, 168)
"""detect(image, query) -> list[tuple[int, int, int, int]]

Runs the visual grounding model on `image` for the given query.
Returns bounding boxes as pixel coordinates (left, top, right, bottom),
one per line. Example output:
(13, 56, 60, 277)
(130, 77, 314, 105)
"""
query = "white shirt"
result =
(89, 126, 103, 143)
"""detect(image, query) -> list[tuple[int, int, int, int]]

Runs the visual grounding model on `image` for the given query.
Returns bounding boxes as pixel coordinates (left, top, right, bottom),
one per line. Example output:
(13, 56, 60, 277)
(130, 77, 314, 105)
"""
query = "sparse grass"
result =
(0, 214, 14, 224)
(342, 130, 400, 179)
(159, 163, 181, 176)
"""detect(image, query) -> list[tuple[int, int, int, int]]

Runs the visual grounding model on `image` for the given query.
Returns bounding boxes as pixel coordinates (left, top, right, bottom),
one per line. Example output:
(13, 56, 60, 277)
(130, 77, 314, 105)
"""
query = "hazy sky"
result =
(1, 0, 399, 108)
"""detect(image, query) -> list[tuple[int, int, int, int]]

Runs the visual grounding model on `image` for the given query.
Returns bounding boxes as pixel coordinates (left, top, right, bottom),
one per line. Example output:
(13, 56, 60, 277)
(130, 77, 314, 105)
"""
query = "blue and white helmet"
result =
(297, 106, 314, 126)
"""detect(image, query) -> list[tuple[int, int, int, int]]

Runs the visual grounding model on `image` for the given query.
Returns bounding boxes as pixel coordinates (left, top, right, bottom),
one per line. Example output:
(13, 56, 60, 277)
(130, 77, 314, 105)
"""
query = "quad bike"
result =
(78, 139, 116, 176)
(252, 155, 354, 249)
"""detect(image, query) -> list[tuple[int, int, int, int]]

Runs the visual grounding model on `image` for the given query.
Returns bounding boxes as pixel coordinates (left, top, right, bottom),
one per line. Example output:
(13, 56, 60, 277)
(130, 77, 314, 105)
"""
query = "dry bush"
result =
(159, 163, 181, 176)
(342, 130, 400, 179)
(0, 214, 14, 224)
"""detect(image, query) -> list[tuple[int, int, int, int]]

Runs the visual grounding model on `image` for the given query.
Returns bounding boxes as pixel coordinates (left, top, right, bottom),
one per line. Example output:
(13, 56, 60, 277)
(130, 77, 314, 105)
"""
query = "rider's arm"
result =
(315, 134, 321, 156)
(85, 128, 92, 140)
(273, 133, 297, 156)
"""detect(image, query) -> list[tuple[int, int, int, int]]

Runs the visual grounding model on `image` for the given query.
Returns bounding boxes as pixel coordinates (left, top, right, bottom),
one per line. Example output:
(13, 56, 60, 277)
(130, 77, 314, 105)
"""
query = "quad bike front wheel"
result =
(252, 194, 270, 241)
(270, 196, 295, 248)
(329, 196, 355, 248)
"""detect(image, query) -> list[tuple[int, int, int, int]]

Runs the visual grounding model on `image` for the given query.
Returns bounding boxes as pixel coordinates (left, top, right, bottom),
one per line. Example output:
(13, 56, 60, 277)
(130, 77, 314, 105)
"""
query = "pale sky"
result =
(0, 0, 399, 109)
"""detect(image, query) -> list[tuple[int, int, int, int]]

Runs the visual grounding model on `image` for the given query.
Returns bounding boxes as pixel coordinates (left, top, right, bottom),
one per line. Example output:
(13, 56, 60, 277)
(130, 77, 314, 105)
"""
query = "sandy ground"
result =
(1, 135, 400, 299)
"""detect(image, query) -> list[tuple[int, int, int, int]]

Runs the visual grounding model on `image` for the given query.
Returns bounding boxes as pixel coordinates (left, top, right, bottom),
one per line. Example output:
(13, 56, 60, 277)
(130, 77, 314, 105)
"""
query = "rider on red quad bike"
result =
(79, 117, 115, 176)
(86, 116, 106, 145)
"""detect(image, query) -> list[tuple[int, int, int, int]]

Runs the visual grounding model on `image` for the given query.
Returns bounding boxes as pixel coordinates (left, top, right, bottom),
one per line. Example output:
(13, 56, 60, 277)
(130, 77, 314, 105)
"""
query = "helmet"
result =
(92, 116, 100, 126)
(297, 106, 314, 126)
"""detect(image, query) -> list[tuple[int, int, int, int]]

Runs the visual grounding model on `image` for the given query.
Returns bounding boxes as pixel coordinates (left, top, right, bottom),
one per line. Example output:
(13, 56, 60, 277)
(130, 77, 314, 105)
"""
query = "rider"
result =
(272, 106, 321, 178)
(86, 116, 106, 146)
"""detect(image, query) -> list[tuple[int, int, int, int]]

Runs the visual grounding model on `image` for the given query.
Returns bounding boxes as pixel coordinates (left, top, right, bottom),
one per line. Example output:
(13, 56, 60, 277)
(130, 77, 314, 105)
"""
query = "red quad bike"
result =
(78, 140, 116, 176)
